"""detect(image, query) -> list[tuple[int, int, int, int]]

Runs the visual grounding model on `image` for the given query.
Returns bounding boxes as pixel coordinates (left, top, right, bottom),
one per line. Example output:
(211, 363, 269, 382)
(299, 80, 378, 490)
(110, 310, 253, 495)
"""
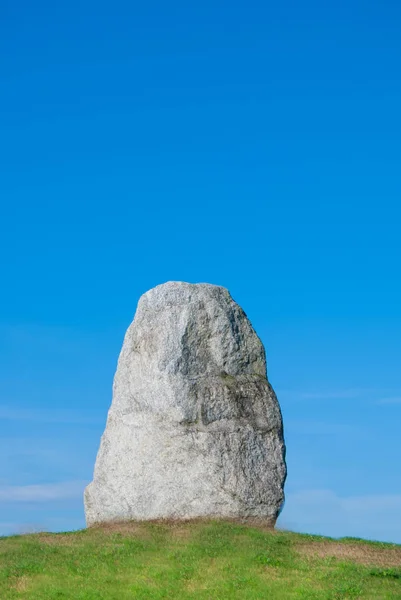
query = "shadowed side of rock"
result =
(84, 282, 286, 526)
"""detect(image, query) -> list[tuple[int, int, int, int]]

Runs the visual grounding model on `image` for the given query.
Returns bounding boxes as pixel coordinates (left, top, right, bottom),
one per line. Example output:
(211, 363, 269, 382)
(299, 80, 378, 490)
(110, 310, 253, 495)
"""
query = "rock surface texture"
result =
(84, 282, 286, 526)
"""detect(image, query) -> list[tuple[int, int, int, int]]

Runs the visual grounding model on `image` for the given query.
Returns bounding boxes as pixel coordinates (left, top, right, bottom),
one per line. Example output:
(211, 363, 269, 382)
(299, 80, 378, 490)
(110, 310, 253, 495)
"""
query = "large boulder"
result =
(84, 282, 286, 526)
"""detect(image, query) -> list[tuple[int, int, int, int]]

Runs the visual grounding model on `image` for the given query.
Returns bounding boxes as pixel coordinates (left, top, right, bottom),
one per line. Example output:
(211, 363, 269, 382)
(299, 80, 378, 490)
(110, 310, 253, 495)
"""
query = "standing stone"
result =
(84, 282, 286, 526)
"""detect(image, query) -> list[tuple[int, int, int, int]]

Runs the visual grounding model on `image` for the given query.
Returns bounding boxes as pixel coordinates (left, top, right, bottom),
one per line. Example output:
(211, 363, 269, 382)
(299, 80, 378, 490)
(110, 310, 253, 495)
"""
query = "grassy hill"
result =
(1, 520, 400, 599)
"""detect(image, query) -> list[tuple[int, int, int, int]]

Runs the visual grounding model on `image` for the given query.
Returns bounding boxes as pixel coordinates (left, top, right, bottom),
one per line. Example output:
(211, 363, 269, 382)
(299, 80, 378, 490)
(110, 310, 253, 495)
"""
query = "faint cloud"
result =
(0, 480, 88, 502)
(0, 516, 86, 536)
(277, 388, 377, 401)
(0, 405, 102, 425)
(279, 388, 401, 405)
(300, 389, 365, 400)
(376, 397, 401, 405)
(0, 322, 95, 355)
(285, 420, 361, 436)
(278, 489, 401, 544)
(343, 494, 401, 512)
(284, 489, 401, 516)
(0, 522, 46, 535)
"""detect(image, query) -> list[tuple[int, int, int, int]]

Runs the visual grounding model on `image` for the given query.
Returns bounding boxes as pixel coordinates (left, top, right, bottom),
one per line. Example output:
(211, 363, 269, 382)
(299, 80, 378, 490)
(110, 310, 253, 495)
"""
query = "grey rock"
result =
(84, 282, 286, 526)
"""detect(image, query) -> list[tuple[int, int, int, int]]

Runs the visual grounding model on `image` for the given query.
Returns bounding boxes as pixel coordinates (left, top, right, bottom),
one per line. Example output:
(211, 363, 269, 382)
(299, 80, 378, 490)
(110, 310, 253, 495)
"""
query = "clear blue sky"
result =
(1, 0, 400, 542)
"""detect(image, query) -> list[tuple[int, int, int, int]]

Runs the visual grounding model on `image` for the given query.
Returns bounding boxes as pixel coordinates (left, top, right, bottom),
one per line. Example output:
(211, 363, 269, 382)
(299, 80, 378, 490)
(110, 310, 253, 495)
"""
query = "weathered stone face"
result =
(84, 282, 286, 526)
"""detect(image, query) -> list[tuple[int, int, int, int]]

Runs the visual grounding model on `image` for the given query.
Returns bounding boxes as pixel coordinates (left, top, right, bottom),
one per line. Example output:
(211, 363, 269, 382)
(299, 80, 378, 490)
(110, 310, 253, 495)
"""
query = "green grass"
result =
(1, 520, 400, 599)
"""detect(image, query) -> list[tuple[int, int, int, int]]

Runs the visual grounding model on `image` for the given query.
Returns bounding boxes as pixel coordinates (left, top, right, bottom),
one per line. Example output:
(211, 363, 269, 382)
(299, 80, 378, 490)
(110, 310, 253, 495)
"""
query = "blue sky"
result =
(1, 0, 400, 542)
